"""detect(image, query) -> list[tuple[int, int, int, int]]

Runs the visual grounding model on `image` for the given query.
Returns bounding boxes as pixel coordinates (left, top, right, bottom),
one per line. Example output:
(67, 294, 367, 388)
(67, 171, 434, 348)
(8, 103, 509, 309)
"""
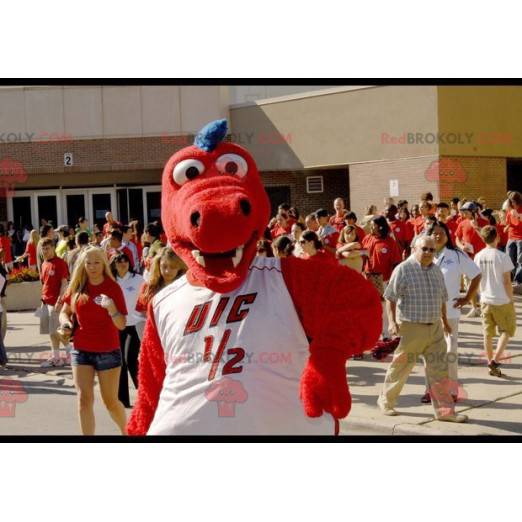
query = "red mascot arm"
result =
(281, 256, 381, 419)
(127, 307, 166, 436)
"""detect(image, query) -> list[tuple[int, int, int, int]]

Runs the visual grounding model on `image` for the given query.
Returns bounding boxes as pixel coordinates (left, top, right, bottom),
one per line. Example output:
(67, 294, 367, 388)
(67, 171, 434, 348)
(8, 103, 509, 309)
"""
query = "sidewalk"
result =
(341, 296, 522, 435)
(1, 299, 521, 436)
(0, 311, 137, 435)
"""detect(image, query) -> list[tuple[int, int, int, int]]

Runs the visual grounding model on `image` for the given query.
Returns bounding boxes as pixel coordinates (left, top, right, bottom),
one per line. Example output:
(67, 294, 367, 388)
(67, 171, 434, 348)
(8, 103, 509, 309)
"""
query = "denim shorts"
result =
(71, 348, 122, 371)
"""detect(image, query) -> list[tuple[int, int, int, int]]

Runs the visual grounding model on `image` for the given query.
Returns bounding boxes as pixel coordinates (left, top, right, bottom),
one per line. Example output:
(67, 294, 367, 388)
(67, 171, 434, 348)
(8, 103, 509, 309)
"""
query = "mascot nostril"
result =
(240, 199, 251, 216)
(190, 211, 201, 228)
(128, 118, 382, 436)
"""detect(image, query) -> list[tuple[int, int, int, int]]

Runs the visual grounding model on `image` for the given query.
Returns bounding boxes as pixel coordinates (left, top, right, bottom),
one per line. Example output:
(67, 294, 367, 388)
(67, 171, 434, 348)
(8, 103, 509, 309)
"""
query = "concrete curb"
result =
(341, 416, 439, 436)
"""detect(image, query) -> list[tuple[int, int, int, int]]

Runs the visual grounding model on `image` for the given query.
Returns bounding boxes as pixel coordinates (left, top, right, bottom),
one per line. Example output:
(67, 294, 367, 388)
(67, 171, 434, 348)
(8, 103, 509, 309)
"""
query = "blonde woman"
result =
(16, 229, 39, 269)
(59, 247, 128, 435)
(135, 247, 186, 339)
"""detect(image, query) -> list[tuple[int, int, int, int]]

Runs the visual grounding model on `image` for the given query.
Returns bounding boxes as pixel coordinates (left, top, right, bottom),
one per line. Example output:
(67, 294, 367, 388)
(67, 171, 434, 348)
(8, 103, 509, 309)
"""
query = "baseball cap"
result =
(461, 202, 477, 212)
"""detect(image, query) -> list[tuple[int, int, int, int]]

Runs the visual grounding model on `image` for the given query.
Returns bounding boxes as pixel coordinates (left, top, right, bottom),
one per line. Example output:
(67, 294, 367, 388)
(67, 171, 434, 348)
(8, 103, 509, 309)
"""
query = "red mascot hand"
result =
(300, 349, 351, 419)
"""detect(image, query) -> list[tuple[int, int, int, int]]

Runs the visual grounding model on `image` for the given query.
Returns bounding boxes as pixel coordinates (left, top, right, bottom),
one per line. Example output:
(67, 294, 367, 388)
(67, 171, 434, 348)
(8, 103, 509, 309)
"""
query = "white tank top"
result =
(148, 257, 334, 435)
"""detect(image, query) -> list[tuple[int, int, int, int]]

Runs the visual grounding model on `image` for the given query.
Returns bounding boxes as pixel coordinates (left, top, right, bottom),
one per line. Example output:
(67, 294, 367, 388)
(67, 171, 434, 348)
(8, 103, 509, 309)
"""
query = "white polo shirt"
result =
(117, 272, 144, 326)
(434, 247, 481, 319)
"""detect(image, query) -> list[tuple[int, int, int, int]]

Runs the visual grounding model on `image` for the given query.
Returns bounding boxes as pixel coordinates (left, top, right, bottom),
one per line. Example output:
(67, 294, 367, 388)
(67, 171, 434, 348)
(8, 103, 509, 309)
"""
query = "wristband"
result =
(109, 311, 122, 319)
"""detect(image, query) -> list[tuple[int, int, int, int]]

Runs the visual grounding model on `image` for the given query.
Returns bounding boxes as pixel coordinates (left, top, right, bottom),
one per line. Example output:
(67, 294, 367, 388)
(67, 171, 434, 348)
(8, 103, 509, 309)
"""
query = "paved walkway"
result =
(341, 296, 522, 435)
(1, 298, 521, 436)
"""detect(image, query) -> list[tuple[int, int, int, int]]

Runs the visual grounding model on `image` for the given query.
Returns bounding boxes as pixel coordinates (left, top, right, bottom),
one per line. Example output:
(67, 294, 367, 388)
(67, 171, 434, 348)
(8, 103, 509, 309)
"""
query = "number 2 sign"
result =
(64, 153, 74, 167)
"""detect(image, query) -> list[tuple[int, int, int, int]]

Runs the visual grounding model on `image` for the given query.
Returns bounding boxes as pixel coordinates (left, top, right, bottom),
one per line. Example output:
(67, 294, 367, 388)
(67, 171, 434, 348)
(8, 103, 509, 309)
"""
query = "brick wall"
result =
(261, 168, 349, 218)
(0, 135, 186, 175)
(349, 155, 508, 219)
(349, 156, 440, 218)
(440, 156, 507, 210)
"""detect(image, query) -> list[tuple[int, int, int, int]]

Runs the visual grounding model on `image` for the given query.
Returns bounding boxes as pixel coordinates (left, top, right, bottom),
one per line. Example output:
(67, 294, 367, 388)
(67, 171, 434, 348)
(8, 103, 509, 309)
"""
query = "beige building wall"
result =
(0, 85, 229, 141)
(438, 86, 522, 158)
(229, 86, 439, 171)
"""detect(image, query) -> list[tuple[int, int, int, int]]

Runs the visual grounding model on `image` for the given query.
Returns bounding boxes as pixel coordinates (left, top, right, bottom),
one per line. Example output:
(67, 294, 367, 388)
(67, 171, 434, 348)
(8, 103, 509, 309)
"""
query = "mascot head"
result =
(161, 119, 271, 294)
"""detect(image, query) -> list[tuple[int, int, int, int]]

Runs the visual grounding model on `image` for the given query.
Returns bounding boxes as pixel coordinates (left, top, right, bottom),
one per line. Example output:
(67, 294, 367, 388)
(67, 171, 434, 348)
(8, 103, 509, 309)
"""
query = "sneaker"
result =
(466, 307, 481, 318)
(420, 392, 432, 404)
(488, 361, 502, 377)
(436, 413, 468, 423)
(377, 397, 398, 416)
(40, 357, 64, 368)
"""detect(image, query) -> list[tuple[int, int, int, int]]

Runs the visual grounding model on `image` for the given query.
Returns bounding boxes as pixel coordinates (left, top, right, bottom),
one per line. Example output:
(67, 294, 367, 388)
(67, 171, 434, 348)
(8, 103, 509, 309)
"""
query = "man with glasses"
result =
(377, 235, 468, 423)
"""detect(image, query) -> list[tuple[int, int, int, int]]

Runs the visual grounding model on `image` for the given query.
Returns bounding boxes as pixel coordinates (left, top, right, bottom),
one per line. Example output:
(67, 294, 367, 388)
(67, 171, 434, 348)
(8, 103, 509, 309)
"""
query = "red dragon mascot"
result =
(127, 119, 381, 435)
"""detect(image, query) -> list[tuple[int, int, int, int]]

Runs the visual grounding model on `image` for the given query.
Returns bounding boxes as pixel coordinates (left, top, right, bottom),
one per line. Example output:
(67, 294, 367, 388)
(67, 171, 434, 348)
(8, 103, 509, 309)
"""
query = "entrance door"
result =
(37, 195, 58, 228)
(507, 159, 522, 193)
(91, 193, 113, 230)
(12, 196, 32, 229)
(117, 188, 144, 225)
(146, 191, 161, 223)
(265, 186, 291, 217)
(66, 194, 86, 228)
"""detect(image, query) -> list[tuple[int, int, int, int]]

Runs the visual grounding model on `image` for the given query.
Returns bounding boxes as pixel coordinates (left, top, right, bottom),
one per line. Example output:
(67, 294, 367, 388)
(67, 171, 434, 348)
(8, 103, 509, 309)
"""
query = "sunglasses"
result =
(420, 247, 436, 253)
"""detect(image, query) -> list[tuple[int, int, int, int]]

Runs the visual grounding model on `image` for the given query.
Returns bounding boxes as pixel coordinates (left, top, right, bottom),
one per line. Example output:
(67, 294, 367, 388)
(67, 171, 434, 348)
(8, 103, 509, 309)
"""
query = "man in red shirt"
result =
(436, 202, 458, 243)
(271, 212, 292, 239)
(39, 238, 70, 367)
(108, 230, 135, 269)
(316, 208, 339, 256)
(329, 197, 348, 232)
(102, 211, 122, 238)
(456, 202, 485, 258)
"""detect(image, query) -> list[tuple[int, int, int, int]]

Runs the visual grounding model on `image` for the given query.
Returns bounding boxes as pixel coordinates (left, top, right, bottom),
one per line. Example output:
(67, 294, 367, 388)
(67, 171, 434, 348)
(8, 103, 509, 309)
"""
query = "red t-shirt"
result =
(25, 242, 37, 266)
(108, 245, 135, 269)
(506, 206, 522, 240)
(477, 215, 489, 228)
(455, 219, 485, 257)
(271, 224, 290, 239)
(63, 277, 127, 352)
(320, 229, 340, 251)
(389, 220, 413, 251)
(354, 225, 366, 243)
(40, 257, 69, 306)
(496, 223, 509, 247)
(362, 234, 402, 281)
(329, 214, 347, 233)
(411, 215, 426, 235)
(0, 236, 12, 263)
(445, 219, 458, 244)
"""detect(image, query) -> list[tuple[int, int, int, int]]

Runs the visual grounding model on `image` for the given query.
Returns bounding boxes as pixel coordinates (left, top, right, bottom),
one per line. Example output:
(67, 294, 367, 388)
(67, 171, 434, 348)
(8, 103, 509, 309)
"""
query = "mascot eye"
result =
(173, 159, 205, 186)
(215, 154, 248, 178)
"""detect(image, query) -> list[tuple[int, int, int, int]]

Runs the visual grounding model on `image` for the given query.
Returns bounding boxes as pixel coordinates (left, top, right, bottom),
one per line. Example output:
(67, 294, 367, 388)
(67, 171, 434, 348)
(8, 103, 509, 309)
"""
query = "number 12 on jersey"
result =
(203, 328, 246, 381)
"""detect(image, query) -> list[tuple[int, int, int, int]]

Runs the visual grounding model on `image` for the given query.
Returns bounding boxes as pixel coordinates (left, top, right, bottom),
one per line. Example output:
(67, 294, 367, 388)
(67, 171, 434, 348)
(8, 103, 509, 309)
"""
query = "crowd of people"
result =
(0, 188, 520, 431)
(261, 191, 520, 421)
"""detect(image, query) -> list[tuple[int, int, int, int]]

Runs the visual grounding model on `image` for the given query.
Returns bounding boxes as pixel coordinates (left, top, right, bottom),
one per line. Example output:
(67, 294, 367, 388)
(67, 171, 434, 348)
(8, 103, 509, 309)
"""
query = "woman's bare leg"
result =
(98, 366, 127, 435)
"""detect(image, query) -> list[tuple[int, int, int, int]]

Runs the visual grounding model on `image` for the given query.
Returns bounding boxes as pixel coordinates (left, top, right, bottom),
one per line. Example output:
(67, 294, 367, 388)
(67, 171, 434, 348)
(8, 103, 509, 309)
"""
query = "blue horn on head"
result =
(194, 119, 228, 152)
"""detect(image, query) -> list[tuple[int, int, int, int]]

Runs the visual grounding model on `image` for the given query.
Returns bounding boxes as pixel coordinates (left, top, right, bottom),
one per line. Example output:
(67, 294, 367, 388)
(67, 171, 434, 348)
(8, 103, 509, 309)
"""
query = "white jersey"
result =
(148, 256, 335, 435)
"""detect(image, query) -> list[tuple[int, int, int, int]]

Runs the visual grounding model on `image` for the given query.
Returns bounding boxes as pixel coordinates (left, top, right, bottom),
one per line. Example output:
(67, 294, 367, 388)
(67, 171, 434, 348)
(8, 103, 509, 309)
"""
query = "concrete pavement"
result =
(1, 297, 521, 436)
(341, 295, 522, 435)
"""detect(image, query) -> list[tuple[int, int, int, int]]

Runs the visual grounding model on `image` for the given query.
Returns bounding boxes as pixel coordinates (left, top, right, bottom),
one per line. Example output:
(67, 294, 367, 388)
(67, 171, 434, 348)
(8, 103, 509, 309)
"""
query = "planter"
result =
(5, 281, 42, 312)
